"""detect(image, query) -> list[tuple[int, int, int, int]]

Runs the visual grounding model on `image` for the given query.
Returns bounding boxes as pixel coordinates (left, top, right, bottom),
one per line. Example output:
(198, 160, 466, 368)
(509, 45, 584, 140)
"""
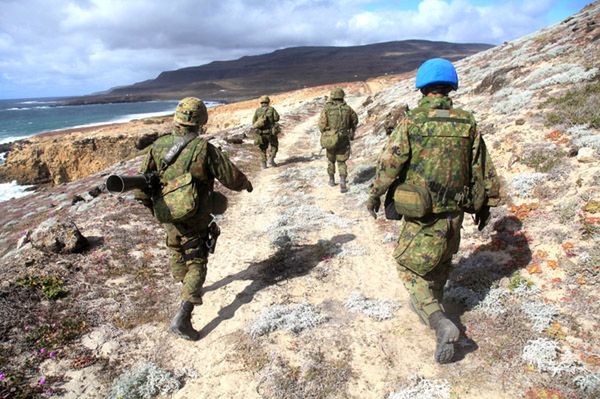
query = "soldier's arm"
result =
(272, 107, 280, 123)
(318, 109, 328, 132)
(134, 149, 156, 206)
(368, 119, 411, 198)
(205, 143, 251, 192)
(473, 134, 500, 206)
(350, 107, 359, 130)
(252, 109, 259, 124)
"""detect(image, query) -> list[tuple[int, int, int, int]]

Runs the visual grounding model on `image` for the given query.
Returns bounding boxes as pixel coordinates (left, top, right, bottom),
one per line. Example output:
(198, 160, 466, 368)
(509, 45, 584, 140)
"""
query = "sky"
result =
(0, 0, 593, 99)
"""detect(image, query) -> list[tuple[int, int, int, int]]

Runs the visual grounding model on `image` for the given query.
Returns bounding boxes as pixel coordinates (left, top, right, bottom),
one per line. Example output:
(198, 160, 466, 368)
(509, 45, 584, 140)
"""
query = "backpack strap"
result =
(160, 132, 198, 172)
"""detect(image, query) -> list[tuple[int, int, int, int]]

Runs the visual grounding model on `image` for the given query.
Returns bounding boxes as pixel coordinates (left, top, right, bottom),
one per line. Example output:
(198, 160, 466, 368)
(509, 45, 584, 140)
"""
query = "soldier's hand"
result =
(245, 180, 253, 193)
(366, 196, 381, 219)
(474, 205, 491, 231)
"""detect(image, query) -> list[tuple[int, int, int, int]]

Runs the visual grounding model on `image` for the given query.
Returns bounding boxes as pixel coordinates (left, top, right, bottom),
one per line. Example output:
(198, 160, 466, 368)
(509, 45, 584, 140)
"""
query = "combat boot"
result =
(260, 159, 267, 169)
(268, 156, 277, 167)
(328, 174, 335, 186)
(170, 301, 200, 341)
(428, 311, 459, 364)
(340, 175, 348, 193)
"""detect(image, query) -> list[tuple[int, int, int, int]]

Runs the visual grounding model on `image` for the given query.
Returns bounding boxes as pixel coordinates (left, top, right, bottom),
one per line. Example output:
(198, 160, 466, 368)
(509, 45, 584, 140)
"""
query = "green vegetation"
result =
(544, 81, 600, 128)
(509, 274, 534, 290)
(16, 275, 69, 300)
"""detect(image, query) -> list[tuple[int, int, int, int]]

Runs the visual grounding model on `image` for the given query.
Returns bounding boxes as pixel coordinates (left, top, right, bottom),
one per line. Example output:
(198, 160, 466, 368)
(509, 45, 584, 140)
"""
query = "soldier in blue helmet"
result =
(367, 58, 500, 363)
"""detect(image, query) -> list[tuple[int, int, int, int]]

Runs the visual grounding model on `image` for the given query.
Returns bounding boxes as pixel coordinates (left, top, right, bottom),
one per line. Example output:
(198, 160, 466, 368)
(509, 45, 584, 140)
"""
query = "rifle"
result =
(206, 219, 221, 254)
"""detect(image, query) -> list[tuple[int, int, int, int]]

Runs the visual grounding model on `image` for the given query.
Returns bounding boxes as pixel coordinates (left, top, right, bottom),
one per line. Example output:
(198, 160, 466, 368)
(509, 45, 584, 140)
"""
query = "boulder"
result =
(29, 218, 88, 254)
(225, 132, 246, 144)
(577, 147, 597, 163)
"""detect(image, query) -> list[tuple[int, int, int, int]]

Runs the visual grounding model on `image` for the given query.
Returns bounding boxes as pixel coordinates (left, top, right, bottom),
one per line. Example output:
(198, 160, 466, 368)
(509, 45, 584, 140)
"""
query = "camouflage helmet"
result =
(259, 95, 270, 104)
(174, 97, 208, 126)
(330, 87, 345, 100)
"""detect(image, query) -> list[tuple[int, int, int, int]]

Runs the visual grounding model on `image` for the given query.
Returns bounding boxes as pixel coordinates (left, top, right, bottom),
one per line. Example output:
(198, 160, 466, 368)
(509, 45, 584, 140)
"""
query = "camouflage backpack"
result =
(150, 134, 207, 223)
(319, 103, 352, 150)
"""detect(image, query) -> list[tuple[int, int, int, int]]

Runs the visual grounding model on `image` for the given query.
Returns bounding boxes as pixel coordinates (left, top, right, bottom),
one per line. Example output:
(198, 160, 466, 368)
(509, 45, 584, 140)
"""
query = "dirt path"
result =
(158, 100, 512, 399)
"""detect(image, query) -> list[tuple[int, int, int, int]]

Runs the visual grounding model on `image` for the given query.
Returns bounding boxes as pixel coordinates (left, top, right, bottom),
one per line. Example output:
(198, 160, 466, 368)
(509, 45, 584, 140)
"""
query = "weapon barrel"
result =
(106, 174, 148, 193)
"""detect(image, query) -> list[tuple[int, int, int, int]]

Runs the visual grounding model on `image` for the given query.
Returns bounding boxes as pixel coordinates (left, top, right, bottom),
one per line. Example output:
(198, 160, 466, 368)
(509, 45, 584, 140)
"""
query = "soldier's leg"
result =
(268, 135, 279, 167)
(326, 150, 336, 186)
(336, 147, 350, 193)
(398, 267, 442, 326)
(258, 140, 269, 168)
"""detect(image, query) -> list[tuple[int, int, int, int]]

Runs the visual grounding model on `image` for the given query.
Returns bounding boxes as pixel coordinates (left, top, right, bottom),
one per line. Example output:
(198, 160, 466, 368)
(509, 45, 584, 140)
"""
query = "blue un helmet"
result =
(415, 58, 459, 91)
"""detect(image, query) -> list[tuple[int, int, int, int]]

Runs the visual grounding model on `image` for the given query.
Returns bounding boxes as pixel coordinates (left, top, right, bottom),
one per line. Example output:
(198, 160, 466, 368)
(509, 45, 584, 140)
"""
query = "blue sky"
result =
(0, 0, 594, 99)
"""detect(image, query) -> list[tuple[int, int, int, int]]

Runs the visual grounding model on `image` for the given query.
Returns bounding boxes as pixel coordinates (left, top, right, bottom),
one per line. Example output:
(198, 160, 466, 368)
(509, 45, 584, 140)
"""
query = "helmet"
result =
(330, 87, 345, 100)
(415, 58, 459, 91)
(259, 95, 270, 104)
(174, 97, 208, 126)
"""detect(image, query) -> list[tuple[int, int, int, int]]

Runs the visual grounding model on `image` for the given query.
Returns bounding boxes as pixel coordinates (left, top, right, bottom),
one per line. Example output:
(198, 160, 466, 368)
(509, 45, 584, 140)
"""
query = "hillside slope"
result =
(65, 40, 491, 104)
(0, 2, 599, 398)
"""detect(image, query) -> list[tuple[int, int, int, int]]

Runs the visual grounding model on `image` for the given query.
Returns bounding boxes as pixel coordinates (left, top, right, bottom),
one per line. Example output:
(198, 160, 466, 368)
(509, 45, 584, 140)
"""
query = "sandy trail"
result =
(161, 100, 511, 399)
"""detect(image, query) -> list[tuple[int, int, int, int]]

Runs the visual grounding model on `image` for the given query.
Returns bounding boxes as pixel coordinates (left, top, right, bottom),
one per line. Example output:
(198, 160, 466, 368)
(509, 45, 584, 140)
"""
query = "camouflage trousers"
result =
(164, 216, 211, 305)
(258, 133, 279, 162)
(326, 144, 351, 177)
(394, 212, 464, 326)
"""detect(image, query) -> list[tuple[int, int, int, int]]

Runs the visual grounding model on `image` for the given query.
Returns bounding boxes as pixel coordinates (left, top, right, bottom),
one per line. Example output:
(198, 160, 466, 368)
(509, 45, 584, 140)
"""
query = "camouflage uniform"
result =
(136, 97, 252, 340)
(318, 89, 358, 191)
(252, 96, 280, 167)
(369, 95, 500, 325)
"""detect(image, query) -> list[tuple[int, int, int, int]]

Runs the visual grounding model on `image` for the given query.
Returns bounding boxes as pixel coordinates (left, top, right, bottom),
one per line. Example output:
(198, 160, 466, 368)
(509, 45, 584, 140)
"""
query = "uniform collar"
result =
(418, 95, 453, 110)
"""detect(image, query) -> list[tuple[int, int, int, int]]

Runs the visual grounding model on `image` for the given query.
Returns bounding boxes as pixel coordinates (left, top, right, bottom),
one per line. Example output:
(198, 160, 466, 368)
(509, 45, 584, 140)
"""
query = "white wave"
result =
(0, 135, 33, 144)
(19, 100, 56, 105)
(0, 180, 35, 202)
(0, 152, 5, 165)
(3, 105, 53, 111)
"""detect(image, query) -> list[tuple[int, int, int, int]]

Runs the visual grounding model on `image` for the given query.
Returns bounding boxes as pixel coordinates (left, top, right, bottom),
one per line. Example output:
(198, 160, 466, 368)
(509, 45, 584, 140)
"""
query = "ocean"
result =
(0, 97, 218, 202)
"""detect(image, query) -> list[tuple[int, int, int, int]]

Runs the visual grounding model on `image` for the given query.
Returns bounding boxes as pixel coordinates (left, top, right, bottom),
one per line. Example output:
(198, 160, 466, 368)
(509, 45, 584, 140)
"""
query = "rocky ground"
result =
(1, 2, 599, 399)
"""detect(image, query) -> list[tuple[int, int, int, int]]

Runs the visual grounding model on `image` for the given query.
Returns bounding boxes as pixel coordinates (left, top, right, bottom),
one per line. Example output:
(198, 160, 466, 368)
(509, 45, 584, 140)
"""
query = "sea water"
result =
(0, 97, 219, 202)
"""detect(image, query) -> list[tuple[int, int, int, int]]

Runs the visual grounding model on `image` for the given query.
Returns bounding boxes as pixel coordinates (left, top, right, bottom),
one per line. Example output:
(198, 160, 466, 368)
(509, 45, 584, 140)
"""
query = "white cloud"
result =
(0, 0, 564, 98)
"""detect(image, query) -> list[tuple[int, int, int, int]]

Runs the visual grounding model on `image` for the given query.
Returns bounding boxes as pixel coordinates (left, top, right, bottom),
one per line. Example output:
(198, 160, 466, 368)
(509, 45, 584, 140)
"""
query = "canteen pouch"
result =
(394, 183, 432, 218)
(153, 172, 199, 223)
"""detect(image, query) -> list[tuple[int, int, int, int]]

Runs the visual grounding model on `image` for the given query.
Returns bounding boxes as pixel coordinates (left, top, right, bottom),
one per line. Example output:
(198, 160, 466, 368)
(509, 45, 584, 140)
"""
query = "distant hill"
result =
(65, 40, 492, 104)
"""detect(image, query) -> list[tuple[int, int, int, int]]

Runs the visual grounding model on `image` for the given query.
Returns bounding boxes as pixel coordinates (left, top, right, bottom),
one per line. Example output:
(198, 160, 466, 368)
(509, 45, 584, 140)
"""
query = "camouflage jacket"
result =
(252, 106, 280, 131)
(137, 128, 250, 218)
(369, 96, 500, 214)
(318, 100, 359, 137)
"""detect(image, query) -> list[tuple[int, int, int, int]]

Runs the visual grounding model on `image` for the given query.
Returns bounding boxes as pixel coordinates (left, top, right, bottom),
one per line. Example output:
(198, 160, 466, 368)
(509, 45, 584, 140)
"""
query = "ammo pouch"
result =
(320, 129, 340, 150)
(253, 129, 265, 146)
(393, 183, 432, 218)
(272, 123, 281, 136)
(153, 172, 199, 223)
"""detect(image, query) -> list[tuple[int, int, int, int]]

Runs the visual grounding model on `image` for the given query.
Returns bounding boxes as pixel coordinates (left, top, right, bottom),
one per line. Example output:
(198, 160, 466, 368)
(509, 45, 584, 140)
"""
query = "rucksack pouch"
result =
(394, 183, 432, 218)
(253, 113, 268, 129)
(320, 129, 340, 150)
(153, 172, 199, 223)
(393, 218, 449, 276)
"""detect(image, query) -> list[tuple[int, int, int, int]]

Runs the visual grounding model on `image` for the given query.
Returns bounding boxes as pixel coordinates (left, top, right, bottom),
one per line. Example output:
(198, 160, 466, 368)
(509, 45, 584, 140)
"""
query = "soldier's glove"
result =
(245, 180, 253, 193)
(474, 205, 491, 231)
(366, 196, 381, 219)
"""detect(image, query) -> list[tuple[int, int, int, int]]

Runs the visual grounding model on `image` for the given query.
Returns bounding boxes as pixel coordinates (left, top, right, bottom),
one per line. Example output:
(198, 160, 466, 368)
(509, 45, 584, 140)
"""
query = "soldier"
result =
(366, 59, 500, 363)
(318, 87, 358, 193)
(136, 97, 253, 341)
(252, 95, 280, 168)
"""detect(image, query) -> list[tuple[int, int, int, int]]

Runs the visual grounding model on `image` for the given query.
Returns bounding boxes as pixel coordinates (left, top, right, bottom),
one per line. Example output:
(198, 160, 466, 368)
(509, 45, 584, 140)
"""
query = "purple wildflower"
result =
(0, 372, 6, 381)
(40, 348, 46, 354)
(38, 376, 46, 385)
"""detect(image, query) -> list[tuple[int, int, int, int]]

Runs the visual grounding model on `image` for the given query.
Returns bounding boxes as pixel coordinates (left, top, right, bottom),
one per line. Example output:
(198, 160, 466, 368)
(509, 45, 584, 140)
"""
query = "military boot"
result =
(327, 174, 335, 186)
(340, 175, 348, 193)
(260, 159, 267, 169)
(428, 311, 459, 364)
(170, 301, 200, 341)
(268, 156, 277, 167)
